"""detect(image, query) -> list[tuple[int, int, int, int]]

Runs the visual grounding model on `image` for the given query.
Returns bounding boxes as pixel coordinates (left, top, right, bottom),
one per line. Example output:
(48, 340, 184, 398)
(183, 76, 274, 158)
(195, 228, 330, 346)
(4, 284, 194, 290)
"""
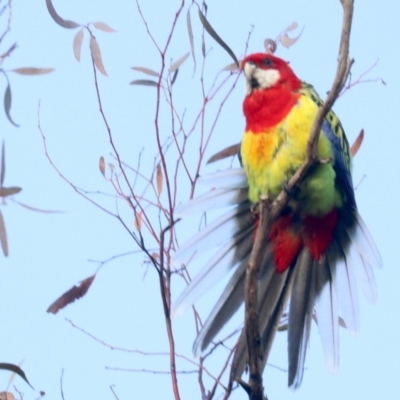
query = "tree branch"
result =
(243, 1, 354, 399)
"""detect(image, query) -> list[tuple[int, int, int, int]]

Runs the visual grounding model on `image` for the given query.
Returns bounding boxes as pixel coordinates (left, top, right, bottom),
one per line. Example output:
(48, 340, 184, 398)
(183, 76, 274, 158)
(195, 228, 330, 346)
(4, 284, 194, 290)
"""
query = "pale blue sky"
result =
(0, 1, 398, 399)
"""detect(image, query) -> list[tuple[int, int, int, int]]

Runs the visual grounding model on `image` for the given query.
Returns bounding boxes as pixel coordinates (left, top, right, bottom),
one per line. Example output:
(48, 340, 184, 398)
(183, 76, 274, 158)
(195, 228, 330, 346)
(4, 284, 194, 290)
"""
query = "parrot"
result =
(172, 52, 381, 389)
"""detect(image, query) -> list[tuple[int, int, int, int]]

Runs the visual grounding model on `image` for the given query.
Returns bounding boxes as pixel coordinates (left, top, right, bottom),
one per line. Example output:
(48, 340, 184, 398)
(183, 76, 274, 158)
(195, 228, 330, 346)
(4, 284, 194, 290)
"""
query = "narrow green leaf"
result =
(1, 141, 5, 187)
(171, 69, 179, 85)
(45, 0, 80, 29)
(4, 84, 19, 127)
(130, 79, 158, 87)
(198, 9, 239, 67)
(0, 363, 33, 389)
(186, 9, 196, 73)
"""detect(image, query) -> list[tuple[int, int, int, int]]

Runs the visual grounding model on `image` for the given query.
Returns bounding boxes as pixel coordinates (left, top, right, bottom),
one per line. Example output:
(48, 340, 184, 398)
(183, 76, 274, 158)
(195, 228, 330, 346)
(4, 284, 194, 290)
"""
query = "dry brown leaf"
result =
(47, 275, 96, 314)
(207, 143, 240, 164)
(280, 33, 295, 48)
(73, 28, 84, 61)
(279, 28, 304, 49)
(45, 0, 80, 29)
(4, 83, 19, 127)
(222, 62, 241, 71)
(10, 67, 54, 75)
(156, 164, 163, 195)
(350, 129, 364, 156)
(134, 211, 142, 231)
(0, 210, 8, 256)
(93, 21, 116, 33)
(169, 52, 190, 73)
(0, 42, 17, 61)
(0, 392, 15, 400)
(0, 187, 22, 197)
(285, 21, 299, 32)
(99, 156, 106, 177)
(130, 79, 158, 87)
(12, 199, 62, 213)
(89, 36, 108, 76)
(131, 66, 159, 77)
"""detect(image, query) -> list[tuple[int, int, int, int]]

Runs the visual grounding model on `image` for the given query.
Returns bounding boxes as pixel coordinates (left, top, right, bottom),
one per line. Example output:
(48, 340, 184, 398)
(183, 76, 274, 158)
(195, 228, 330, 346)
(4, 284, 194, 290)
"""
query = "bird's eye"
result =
(262, 58, 273, 67)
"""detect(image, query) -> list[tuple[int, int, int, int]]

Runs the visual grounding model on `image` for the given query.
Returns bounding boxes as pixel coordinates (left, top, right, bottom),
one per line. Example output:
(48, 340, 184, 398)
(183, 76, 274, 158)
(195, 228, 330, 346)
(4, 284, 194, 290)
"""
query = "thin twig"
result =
(60, 369, 65, 400)
(66, 317, 224, 384)
(106, 367, 198, 374)
(146, 1, 185, 398)
(110, 385, 120, 400)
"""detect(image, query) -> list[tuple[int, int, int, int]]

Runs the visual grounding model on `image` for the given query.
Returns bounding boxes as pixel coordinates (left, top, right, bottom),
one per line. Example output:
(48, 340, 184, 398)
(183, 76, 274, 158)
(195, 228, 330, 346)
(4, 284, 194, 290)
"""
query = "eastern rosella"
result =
(173, 53, 381, 388)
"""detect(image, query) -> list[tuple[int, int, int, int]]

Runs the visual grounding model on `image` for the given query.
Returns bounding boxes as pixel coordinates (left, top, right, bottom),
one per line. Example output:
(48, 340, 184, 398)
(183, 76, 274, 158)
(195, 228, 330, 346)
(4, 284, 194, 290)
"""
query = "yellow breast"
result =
(241, 95, 335, 214)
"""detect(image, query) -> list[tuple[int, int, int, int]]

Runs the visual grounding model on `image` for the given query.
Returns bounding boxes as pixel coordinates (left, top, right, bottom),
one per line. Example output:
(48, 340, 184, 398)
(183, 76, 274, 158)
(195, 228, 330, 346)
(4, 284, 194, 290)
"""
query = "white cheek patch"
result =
(244, 62, 256, 78)
(244, 62, 281, 95)
(254, 68, 280, 89)
(244, 62, 256, 95)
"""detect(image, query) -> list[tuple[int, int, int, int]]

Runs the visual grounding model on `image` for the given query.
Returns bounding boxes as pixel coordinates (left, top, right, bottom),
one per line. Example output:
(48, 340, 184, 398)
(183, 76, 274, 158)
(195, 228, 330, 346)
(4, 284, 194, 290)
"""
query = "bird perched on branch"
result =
(172, 53, 381, 389)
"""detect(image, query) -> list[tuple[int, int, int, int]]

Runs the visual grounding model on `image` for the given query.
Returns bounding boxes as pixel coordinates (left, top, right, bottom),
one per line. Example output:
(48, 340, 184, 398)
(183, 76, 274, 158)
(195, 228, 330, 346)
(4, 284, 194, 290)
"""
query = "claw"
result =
(318, 157, 333, 164)
(250, 203, 259, 216)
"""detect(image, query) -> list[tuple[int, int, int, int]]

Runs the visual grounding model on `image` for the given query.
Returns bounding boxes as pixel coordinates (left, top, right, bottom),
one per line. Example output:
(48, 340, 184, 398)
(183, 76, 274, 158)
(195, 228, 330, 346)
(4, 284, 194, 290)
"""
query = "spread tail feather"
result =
(173, 224, 253, 317)
(314, 254, 339, 374)
(173, 201, 253, 267)
(288, 250, 316, 388)
(231, 261, 294, 379)
(172, 169, 381, 388)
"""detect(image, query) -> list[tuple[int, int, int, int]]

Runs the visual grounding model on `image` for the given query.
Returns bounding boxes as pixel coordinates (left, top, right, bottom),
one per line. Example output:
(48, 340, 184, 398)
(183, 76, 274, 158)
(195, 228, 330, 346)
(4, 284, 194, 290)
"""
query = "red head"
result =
(242, 53, 302, 95)
(241, 53, 302, 131)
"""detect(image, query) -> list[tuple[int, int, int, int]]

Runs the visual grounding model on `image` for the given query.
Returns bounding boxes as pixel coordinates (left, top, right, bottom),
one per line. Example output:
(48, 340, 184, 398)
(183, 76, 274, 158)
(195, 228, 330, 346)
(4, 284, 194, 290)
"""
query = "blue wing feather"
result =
(322, 119, 355, 207)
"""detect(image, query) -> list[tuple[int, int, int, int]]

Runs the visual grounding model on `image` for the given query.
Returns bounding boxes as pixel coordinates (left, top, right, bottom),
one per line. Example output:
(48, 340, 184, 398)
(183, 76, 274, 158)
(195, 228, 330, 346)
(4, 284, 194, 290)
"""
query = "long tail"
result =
(172, 168, 382, 388)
